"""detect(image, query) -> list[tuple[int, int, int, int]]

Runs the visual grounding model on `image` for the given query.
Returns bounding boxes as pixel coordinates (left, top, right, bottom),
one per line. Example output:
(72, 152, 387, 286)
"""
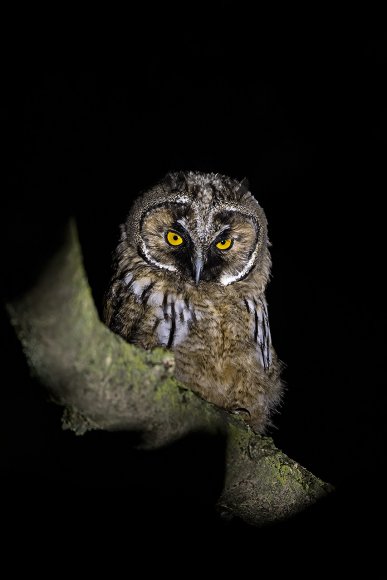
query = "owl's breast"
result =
(129, 277, 270, 373)
(145, 288, 247, 355)
(149, 292, 202, 348)
(141, 287, 205, 349)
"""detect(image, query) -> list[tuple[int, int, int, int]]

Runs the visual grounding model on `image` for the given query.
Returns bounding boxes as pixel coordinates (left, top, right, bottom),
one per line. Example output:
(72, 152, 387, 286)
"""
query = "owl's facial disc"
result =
(140, 204, 260, 285)
(200, 210, 261, 285)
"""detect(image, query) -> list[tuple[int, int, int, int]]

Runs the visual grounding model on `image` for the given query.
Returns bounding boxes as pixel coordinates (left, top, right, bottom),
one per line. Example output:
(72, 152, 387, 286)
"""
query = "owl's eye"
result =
(216, 238, 233, 251)
(166, 231, 184, 246)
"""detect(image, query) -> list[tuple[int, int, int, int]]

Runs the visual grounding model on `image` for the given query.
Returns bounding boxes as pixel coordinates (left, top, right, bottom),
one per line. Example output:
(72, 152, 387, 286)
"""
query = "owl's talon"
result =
(230, 407, 251, 419)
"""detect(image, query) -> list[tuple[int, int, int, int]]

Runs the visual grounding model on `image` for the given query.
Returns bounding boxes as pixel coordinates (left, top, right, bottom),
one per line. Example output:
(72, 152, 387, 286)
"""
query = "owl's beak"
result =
(193, 256, 204, 285)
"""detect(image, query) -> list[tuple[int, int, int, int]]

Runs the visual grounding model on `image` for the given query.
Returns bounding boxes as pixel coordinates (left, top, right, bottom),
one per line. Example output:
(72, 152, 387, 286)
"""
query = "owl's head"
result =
(125, 171, 270, 286)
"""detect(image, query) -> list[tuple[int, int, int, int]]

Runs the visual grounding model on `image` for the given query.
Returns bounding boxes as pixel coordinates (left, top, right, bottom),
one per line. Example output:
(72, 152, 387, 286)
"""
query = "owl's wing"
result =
(244, 296, 272, 371)
(103, 278, 145, 341)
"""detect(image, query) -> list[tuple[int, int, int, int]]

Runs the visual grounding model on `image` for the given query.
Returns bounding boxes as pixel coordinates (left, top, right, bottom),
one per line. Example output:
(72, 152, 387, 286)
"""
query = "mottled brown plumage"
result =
(104, 171, 283, 433)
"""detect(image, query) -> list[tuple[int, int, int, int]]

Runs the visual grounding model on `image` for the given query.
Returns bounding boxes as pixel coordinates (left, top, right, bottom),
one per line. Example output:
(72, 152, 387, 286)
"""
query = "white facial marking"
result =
(140, 241, 177, 273)
(219, 245, 259, 286)
(213, 224, 230, 240)
(176, 218, 191, 236)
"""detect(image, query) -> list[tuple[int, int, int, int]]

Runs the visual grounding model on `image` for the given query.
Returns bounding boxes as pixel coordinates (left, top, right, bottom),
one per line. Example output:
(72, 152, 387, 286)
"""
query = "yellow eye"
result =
(166, 231, 184, 246)
(216, 238, 233, 251)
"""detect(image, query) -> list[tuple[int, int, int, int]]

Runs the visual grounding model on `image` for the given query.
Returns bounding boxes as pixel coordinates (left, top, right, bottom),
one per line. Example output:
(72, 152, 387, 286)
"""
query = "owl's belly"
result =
(172, 301, 268, 413)
(136, 288, 280, 433)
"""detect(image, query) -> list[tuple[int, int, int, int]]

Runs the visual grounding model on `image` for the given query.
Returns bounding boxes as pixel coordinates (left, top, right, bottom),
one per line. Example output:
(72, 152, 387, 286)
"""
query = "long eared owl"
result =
(104, 171, 283, 433)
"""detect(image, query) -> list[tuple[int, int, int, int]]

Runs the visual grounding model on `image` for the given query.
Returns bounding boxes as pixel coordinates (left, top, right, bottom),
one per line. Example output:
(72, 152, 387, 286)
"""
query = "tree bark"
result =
(6, 220, 332, 526)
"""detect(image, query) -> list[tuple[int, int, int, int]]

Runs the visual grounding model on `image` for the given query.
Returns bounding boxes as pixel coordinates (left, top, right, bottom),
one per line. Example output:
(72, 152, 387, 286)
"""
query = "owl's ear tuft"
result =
(163, 171, 189, 194)
(235, 177, 262, 208)
(235, 177, 250, 199)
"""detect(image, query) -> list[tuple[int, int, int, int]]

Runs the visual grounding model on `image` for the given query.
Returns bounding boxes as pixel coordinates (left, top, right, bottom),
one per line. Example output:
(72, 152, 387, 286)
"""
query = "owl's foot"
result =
(229, 407, 251, 420)
(229, 406, 266, 434)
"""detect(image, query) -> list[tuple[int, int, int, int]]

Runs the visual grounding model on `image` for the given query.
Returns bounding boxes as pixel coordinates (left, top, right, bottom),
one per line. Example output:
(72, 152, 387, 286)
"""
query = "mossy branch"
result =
(6, 220, 332, 526)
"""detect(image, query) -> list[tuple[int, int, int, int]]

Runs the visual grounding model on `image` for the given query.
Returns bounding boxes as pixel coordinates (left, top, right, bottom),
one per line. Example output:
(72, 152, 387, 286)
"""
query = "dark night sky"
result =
(1, 13, 386, 564)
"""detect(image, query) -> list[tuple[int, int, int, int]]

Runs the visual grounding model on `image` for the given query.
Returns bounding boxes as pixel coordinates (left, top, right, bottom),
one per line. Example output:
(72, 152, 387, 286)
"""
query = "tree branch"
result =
(6, 220, 332, 526)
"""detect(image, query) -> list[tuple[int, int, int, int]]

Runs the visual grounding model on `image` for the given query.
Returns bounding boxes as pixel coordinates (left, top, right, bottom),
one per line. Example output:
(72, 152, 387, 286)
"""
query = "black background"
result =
(1, 10, 386, 565)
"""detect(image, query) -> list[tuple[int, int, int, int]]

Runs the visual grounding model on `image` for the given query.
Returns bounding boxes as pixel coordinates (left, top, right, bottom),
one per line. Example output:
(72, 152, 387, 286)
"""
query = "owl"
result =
(104, 171, 283, 433)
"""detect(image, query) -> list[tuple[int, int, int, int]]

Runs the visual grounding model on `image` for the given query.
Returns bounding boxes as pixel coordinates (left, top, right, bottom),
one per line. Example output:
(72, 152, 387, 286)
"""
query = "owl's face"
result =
(126, 172, 269, 286)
